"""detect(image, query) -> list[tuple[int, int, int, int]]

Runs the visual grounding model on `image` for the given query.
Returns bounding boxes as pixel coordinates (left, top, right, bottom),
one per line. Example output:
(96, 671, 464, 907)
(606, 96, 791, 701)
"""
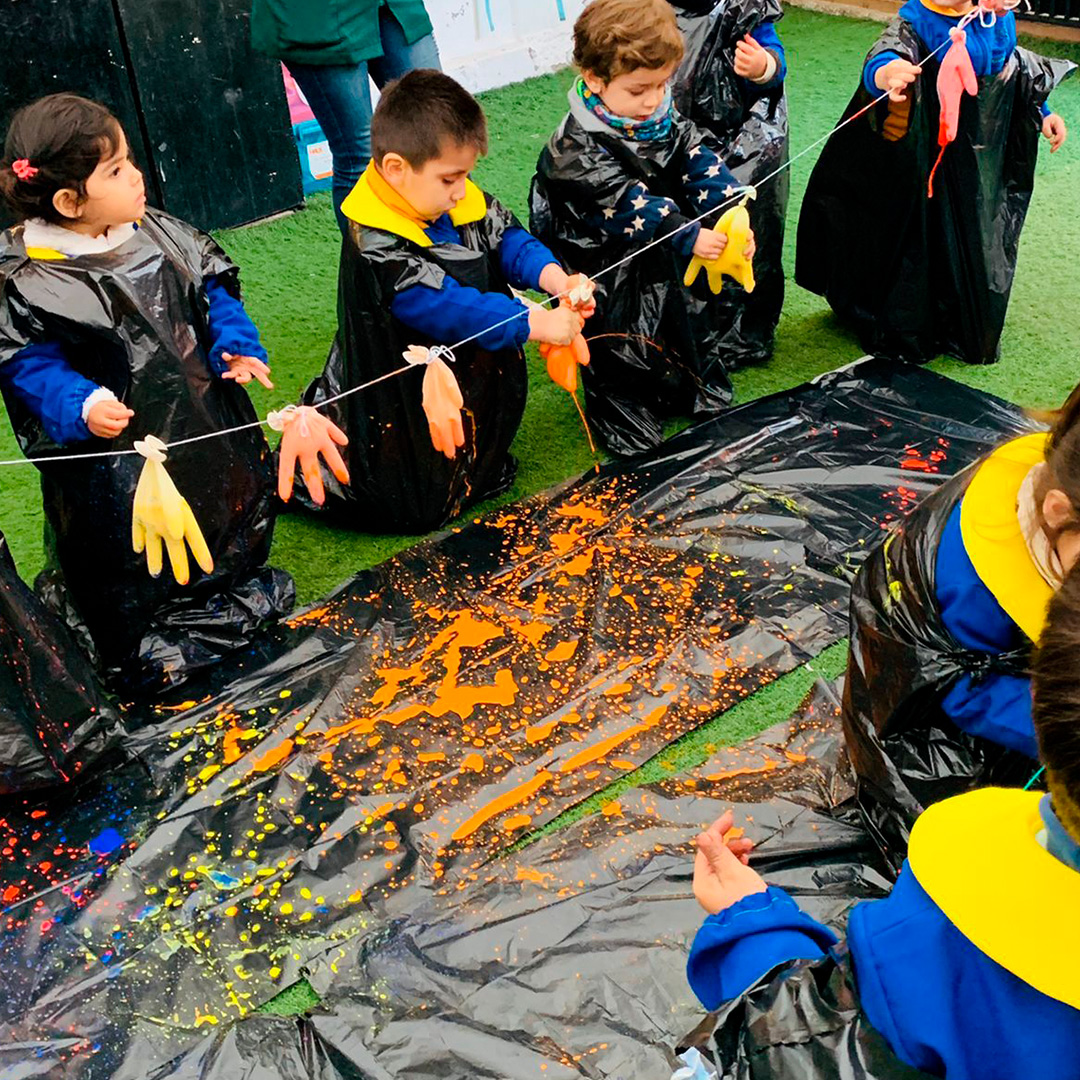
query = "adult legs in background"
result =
(287, 62, 372, 233)
(287, 10, 440, 234)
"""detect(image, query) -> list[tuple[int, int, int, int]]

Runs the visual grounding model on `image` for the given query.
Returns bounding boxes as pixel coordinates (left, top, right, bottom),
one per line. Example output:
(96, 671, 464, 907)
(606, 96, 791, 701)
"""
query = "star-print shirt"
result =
(567, 90, 742, 257)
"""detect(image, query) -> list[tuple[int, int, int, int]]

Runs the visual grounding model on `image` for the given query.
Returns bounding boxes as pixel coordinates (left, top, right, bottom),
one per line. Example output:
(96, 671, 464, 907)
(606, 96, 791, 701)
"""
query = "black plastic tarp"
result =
(0, 209, 294, 693)
(672, 0, 790, 367)
(0, 359, 1027, 1079)
(796, 21, 1073, 365)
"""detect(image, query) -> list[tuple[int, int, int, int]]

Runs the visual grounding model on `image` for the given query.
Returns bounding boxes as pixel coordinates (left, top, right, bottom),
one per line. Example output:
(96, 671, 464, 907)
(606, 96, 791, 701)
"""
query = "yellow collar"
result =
(909, 787, 1080, 1010)
(919, 0, 975, 16)
(959, 432, 1053, 642)
(339, 162, 488, 247)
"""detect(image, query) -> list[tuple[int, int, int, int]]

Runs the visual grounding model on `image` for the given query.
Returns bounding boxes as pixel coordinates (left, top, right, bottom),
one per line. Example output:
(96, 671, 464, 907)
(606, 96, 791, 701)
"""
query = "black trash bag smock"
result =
(530, 91, 740, 458)
(671, 0, 789, 366)
(300, 178, 528, 533)
(0, 529, 121, 794)
(796, 18, 1073, 366)
(843, 432, 1046, 866)
(0, 210, 294, 694)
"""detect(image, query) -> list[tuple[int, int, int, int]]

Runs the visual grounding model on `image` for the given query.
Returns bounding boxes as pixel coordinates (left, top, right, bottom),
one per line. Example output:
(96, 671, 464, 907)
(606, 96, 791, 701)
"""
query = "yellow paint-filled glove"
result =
(684, 201, 756, 295)
(132, 435, 214, 585)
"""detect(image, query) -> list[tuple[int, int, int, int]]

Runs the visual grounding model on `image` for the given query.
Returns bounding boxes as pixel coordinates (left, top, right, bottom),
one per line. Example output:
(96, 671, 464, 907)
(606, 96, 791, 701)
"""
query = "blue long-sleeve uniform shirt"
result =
(863, 0, 1051, 115)
(933, 502, 1039, 759)
(688, 852, 1080, 1078)
(0, 276, 266, 444)
(390, 222, 557, 353)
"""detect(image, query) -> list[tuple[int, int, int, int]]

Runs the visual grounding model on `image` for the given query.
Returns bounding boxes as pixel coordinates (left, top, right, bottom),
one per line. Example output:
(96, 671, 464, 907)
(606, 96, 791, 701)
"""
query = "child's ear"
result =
(581, 70, 607, 96)
(379, 153, 408, 183)
(52, 188, 83, 221)
(1044, 488, 1077, 533)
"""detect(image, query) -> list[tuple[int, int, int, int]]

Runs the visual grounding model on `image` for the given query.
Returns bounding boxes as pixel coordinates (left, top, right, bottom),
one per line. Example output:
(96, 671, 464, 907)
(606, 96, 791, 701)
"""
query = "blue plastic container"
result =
(294, 119, 333, 195)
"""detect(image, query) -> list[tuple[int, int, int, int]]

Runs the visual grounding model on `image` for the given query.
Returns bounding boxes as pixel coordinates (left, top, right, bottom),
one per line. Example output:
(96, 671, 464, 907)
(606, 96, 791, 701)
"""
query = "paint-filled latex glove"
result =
(422, 355, 466, 459)
(684, 203, 756, 295)
(132, 435, 214, 585)
(938, 28, 977, 146)
(273, 405, 350, 505)
(539, 274, 595, 393)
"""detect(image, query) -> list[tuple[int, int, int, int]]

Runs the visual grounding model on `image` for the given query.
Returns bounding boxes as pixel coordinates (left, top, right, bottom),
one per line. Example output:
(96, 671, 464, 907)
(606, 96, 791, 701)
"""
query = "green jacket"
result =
(251, 0, 433, 66)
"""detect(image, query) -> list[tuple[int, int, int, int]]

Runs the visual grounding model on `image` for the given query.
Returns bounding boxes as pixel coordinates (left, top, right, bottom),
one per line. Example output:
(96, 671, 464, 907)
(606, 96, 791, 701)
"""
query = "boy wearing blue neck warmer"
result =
(530, 0, 755, 458)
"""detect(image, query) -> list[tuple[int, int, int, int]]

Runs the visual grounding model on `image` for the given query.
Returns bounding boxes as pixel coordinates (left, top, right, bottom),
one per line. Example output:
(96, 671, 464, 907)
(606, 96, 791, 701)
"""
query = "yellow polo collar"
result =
(340, 164, 488, 247)
(909, 787, 1080, 1010)
(959, 432, 1053, 642)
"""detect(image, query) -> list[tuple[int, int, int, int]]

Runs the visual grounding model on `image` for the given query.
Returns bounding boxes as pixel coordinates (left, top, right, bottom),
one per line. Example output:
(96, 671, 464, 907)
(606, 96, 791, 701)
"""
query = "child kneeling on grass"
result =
(301, 70, 589, 533)
(844, 388, 1080, 864)
(685, 562, 1080, 1079)
(530, 0, 756, 459)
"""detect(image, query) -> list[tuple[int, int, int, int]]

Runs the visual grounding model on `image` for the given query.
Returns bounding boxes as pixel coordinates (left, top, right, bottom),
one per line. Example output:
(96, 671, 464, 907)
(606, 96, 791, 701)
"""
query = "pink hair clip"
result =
(12, 159, 38, 181)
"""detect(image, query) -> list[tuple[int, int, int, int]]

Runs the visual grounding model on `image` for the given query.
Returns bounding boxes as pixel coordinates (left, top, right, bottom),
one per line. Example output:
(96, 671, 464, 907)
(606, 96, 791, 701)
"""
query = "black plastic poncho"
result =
(681, 948, 937, 1079)
(671, 0, 789, 367)
(530, 98, 736, 458)
(300, 195, 528, 533)
(843, 463, 1037, 866)
(0, 529, 121, 793)
(796, 20, 1073, 365)
(0, 210, 293, 694)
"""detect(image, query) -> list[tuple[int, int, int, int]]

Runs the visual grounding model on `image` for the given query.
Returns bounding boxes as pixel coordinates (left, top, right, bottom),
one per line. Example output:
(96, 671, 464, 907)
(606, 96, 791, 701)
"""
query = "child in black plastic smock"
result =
(685, 563, 1080, 1079)
(0, 94, 292, 693)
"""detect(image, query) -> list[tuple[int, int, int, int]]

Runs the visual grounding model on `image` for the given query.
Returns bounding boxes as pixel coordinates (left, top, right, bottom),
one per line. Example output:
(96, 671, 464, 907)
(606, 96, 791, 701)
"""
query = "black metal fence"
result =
(1020, 0, 1080, 25)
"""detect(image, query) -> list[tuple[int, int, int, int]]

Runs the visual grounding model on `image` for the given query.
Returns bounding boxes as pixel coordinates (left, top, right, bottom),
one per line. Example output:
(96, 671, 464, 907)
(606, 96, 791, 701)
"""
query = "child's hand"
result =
(528, 305, 581, 346)
(743, 229, 756, 260)
(1043, 112, 1067, 153)
(565, 273, 597, 318)
(87, 399, 134, 438)
(221, 353, 274, 389)
(875, 58, 922, 102)
(734, 34, 770, 81)
(693, 228, 728, 261)
(538, 262, 572, 299)
(693, 809, 766, 916)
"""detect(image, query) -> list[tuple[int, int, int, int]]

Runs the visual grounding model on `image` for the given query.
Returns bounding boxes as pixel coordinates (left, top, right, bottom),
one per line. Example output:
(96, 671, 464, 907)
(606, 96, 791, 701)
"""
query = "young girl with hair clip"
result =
(842, 385, 1080, 863)
(683, 564, 1080, 1079)
(0, 93, 293, 692)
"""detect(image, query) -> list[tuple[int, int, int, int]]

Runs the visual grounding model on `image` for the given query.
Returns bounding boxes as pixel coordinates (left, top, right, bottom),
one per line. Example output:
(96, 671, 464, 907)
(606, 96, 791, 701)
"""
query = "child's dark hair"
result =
(1033, 563, 1080, 843)
(0, 94, 123, 225)
(573, 0, 685, 83)
(1032, 381, 1080, 533)
(371, 70, 488, 169)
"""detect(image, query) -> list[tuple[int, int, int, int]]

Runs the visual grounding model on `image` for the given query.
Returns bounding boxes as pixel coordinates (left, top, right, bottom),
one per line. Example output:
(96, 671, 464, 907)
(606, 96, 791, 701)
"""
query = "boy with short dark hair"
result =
(530, 0, 755, 458)
(302, 69, 583, 533)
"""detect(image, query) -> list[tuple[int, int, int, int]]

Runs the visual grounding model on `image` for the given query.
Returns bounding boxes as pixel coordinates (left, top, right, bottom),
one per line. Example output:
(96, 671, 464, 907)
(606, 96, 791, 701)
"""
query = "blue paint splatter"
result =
(88, 828, 123, 856)
(208, 871, 240, 889)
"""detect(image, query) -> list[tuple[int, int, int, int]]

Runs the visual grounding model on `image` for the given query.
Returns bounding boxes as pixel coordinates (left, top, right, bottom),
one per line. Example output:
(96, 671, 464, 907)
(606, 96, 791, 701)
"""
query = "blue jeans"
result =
(289, 8, 441, 233)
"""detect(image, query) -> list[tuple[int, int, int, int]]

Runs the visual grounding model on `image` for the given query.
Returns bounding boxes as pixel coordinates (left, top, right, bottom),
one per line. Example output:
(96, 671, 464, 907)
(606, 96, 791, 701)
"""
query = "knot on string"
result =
(133, 434, 168, 463)
(266, 404, 297, 433)
(403, 344, 458, 367)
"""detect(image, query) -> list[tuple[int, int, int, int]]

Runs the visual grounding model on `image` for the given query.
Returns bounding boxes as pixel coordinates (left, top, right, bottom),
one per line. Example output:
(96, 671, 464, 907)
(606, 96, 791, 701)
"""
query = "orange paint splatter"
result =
(516, 866, 556, 885)
(452, 770, 553, 840)
(545, 639, 579, 662)
(601, 801, 623, 817)
(250, 739, 294, 773)
(462, 753, 485, 773)
(525, 709, 580, 745)
(704, 760, 780, 783)
(502, 813, 532, 832)
(557, 706, 667, 774)
(418, 752, 446, 763)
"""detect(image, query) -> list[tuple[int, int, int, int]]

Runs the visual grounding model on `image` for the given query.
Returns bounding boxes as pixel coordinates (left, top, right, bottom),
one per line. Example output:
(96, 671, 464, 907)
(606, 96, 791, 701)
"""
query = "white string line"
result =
(0, 30, 961, 469)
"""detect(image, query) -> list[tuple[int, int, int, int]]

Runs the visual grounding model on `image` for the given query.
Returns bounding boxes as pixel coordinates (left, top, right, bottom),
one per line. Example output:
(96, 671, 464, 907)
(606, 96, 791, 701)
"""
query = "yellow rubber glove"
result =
(684, 201, 756, 295)
(132, 435, 214, 585)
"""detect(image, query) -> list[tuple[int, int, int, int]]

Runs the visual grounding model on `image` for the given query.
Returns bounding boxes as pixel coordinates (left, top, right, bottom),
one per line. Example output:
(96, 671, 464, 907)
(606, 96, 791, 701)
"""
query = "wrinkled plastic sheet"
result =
(0, 359, 1027, 1078)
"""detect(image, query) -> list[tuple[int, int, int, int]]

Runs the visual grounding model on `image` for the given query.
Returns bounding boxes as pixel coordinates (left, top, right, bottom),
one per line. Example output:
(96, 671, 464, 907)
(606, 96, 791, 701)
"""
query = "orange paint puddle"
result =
(703, 760, 780, 783)
(515, 866, 556, 885)
(502, 813, 532, 832)
(250, 739, 294, 773)
(525, 709, 580, 745)
(557, 706, 667, 774)
(544, 639, 578, 662)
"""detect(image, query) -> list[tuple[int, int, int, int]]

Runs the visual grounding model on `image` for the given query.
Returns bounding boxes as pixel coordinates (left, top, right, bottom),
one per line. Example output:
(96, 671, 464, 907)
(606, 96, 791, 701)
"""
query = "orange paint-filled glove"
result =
(539, 274, 595, 394)
(929, 28, 977, 197)
(272, 405, 350, 505)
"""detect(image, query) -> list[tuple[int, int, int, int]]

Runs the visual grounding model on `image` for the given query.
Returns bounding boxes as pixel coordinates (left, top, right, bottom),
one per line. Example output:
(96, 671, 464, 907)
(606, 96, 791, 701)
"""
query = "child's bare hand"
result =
(743, 229, 756, 260)
(693, 810, 766, 915)
(221, 353, 274, 389)
(733, 34, 770, 81)
(693, 227, 728, 261)
(87, 399, 134, 439)
(875, 58, 922, 102)
(1043, 112, 1067, 152)
(528, 305, 580, 346)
